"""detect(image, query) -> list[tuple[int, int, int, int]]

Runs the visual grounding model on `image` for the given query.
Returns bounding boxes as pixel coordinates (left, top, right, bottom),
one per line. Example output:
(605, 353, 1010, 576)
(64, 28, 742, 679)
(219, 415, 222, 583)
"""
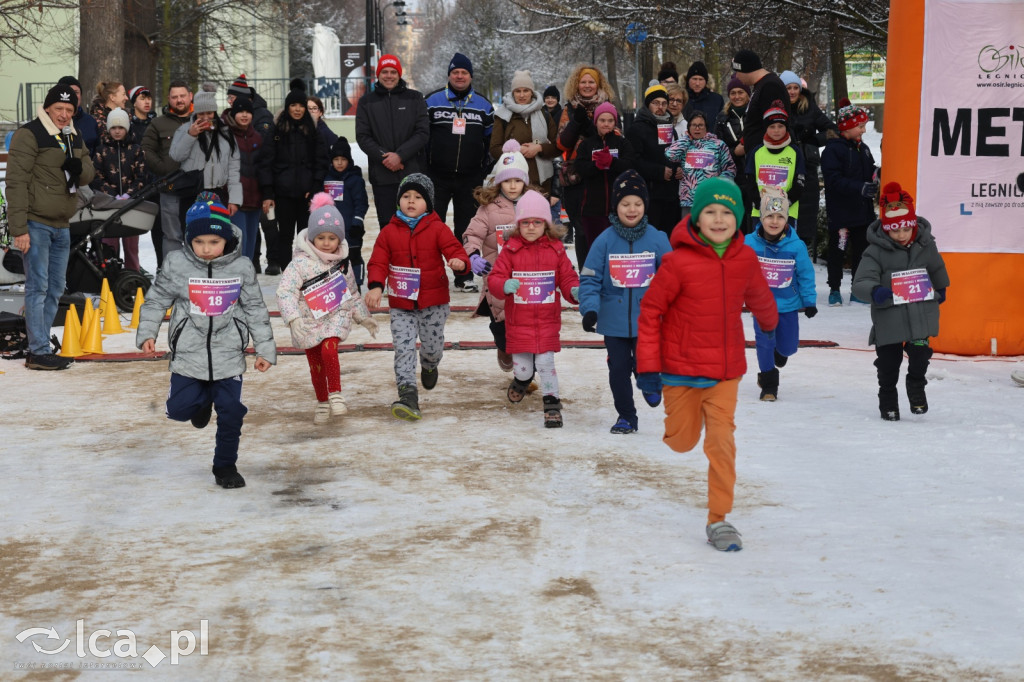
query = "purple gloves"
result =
(470, 253, 492, 276)
(872, 286, 893, 304)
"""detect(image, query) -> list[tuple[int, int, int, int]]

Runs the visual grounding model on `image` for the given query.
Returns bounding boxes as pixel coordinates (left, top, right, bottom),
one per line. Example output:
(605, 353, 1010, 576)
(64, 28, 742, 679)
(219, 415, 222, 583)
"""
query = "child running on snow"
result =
(463, 139, 545, 373)
(852, 182, 949, 421)
(636, 177, 777, 551)
(578, 169, 671, 434)
(137, 195, 276, 489)
(364, 174, 470, 421)
(488, 190, 580, 428)
(276, 193, 378, 425)
(746, 186, 817, 401)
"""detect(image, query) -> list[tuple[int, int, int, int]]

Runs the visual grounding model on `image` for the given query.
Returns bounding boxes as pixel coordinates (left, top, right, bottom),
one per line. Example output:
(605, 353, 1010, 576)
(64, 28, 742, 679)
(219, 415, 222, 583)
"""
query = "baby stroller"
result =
(67, 172, 179, 312)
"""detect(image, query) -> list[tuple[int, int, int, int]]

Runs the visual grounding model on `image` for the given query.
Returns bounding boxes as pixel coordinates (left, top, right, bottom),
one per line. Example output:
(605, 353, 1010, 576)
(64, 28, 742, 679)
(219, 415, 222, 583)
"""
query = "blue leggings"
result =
(754, 310, 800, 373)
(166, 373, 248, 467)
(605, 336, 638, 428)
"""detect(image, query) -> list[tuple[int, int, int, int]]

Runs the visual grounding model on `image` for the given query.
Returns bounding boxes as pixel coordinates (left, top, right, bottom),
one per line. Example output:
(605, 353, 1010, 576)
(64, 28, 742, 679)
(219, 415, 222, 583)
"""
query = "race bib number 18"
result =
(188, 277, 241, 316)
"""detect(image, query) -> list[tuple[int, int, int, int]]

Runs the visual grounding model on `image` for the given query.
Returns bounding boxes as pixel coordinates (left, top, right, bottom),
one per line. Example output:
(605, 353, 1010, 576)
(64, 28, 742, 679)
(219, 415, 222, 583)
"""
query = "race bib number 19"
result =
(891, 268, 934, 305)
(512, 270, 556, 304)
(189, 277, 241, 316)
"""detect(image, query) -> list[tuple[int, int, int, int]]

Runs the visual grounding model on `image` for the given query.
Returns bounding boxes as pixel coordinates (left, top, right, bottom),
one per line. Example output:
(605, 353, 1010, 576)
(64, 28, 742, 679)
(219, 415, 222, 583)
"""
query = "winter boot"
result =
(905, 342, 932, 415)
(610, 417, 637, 434)
(191, 402, 213, 429)
(774, 349, 789, 368)
(391, 384, 421, 421)
(706, 521, 742, 551)
(757, 369, 779, 402)
(828, 290, 843, 306)
(421, 366, 438, 390)
(313, 401, 331, 425)
(542, 395, 563, 428)
(212, 464, 246, 489)
(328, 392, 348, 416)
(879, 386, 900, 421)
(906, 379, 928, 415)
(507, 377, 531, 403)
(496, 349, 514, 372)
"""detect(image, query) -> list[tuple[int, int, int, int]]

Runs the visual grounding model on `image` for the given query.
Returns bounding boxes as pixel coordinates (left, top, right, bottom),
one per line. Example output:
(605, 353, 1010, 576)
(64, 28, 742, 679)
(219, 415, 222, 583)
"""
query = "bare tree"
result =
(80, 0, 125, 100)
(0, 1, 78, 62)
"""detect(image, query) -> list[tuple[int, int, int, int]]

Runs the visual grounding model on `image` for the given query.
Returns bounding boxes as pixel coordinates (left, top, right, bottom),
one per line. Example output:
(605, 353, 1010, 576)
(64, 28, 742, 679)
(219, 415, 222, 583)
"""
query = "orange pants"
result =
(662, 378, 740, 524)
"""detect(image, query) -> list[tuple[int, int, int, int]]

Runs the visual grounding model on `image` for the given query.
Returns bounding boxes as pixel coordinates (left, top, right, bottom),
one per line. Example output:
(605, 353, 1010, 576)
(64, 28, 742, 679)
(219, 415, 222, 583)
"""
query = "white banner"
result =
(917, 0, 1024, 253)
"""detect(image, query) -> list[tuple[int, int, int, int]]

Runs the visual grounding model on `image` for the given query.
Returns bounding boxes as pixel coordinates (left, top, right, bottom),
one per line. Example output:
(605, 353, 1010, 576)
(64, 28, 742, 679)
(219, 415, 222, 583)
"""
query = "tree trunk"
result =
(79, 0, 125, 104)
(828, 16, 849, 109)
(777, 28, 797, 71)
(605, 41, 618, 104)
(124, 0, 158, 99)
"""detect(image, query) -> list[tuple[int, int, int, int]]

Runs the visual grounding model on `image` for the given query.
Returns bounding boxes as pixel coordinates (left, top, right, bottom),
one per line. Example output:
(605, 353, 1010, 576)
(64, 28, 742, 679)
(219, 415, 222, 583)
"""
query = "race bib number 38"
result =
(758, 257, 796, 289)
(891, 268, 934, 305)
(512, 270, 556, 304)
(189, 277, 241, 316)
(608, 252, 656, 288)
(387, 265, 421, 300)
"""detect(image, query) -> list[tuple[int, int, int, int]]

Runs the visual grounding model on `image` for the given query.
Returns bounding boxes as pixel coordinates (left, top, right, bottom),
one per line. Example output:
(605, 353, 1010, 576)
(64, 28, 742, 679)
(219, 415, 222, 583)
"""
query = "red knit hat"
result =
(377, 54, 402, 79)
(837, 97, 869, 132)
(762, 99, 788, 125)
(879, 182, 918, 239)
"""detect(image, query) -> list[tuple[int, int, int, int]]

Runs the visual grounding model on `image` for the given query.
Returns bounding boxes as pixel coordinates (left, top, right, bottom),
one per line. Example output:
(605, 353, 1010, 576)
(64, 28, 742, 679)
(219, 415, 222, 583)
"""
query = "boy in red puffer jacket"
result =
(636, 177, 777, 552)
(365, 173, 469, 421)
(488, 190, 579, 428)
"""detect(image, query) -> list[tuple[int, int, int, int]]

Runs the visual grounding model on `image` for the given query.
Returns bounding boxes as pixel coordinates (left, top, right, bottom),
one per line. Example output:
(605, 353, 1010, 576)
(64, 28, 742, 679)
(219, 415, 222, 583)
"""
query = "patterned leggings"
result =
(389, 304, 450, 387)
(304, 337, 340, 402)
(513, 351, 558, 397)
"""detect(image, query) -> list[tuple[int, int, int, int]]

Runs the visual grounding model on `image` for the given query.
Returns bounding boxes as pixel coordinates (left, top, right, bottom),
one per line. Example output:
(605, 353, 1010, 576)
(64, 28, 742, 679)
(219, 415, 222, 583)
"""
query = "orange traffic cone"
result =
(128, 288, 145, 329)
(102, 287, 124, 335)
(59, 306, 84, 358)
(82, 299, 104, 354)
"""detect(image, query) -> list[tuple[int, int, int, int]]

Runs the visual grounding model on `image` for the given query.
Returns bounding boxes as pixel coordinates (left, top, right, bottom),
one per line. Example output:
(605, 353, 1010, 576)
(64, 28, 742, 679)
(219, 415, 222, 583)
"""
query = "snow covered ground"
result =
(3, 239, 1024, 678)
(4, 123, 1024, 679)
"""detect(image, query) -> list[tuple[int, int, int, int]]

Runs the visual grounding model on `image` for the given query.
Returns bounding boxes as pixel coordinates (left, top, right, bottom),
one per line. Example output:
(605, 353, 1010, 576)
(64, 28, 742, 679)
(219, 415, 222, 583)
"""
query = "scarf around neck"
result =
(495, 93, 553, 183)
(609, 214, 649, 243)
(763, 130, 792, 150)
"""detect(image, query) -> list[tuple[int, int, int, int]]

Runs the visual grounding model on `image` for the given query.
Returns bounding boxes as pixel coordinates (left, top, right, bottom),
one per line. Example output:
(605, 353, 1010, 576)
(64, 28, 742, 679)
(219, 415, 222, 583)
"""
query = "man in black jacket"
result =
(733, 49, 792, 157)
(355, 54, 430, 229)
(624, 84, 681, 233)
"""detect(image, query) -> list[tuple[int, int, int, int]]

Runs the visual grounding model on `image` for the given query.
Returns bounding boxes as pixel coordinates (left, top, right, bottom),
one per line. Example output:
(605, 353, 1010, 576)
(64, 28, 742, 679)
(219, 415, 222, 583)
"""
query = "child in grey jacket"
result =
(852, 182, 949, 421)
(137, 195, 276, 488)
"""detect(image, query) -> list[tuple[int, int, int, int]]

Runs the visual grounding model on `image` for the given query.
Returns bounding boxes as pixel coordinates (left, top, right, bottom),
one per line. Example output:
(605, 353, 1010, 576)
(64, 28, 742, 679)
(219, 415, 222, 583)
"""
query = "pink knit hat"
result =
(593, 101, 618, 122)
(514, 190, 551, 225)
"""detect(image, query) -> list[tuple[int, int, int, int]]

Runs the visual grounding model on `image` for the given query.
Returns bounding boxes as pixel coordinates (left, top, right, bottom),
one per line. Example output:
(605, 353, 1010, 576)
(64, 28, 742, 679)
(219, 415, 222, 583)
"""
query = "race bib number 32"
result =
(608, 252, 656, 288)
(891, 268, 934, 305)
(758, 257, 796, 289)
(512, 270, 556, 304)
(189, 277, 241, 316)
(387, 265, 421, 300)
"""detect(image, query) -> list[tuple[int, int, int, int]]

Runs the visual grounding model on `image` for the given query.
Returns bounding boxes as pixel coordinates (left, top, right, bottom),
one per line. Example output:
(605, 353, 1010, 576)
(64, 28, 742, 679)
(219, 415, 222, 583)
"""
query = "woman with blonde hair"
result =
(664, 82, 688, 138)
(556, 64, 616, 266)
(90, 81, 128, 136)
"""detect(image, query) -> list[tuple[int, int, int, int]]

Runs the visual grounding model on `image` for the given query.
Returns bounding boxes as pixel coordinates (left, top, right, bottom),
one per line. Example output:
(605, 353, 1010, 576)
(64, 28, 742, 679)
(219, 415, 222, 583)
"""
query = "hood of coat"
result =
(866, 215, 934, 251)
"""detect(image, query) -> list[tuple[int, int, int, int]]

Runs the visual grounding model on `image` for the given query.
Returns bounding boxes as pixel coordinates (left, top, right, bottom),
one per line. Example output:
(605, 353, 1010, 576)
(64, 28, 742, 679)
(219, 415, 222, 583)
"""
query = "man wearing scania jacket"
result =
(424, 52, 494, 292)
(355, 54, 430, 229)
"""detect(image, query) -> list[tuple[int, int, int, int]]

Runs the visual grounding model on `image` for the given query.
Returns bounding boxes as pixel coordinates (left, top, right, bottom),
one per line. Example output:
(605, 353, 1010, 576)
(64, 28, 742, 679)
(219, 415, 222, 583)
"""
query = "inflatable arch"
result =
(884, 0, 1024, 355)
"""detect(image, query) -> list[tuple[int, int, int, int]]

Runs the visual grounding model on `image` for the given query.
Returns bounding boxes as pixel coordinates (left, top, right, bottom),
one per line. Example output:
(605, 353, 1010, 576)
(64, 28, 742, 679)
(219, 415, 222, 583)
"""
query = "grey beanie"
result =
(193, 91, 218, 114)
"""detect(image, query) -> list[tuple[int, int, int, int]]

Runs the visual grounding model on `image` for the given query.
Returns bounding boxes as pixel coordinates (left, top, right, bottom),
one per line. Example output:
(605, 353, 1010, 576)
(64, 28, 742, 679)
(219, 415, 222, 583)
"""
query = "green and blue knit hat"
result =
(185, 192, 236, 250)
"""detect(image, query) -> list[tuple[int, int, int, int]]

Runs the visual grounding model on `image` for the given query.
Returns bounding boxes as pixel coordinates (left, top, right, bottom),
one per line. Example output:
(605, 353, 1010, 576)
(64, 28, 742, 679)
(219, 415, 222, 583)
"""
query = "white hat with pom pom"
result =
(493, 139, 530, 185)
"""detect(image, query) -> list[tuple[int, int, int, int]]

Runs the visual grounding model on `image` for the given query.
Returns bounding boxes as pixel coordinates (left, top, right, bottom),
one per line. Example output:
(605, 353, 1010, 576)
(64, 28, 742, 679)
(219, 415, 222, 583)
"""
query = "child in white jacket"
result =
(276, 193, 378, 424)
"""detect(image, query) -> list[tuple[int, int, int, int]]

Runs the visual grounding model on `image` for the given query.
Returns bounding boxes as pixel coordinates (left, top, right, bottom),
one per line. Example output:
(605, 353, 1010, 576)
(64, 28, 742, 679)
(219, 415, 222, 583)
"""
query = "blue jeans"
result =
(754, 310, 800, 373)
(24, 220, 70, 355)
(231, 209, 261, 263)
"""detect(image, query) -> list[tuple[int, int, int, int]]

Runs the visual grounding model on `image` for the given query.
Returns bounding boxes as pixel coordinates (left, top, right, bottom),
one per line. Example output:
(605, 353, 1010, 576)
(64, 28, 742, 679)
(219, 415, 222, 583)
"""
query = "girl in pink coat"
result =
(276, 193, 379, 424)
(488, 190, 579, 428)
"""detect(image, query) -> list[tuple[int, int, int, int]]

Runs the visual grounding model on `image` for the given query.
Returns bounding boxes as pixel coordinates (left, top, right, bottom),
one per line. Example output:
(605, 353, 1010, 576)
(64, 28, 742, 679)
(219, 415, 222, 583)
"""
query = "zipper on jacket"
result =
(627, 241, 635, 338)
(206, 261, 214, 381)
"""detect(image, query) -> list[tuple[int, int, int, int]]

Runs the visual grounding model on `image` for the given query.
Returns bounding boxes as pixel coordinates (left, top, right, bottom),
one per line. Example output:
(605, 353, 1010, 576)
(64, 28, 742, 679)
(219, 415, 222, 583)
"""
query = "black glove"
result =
(573, 105, 589, 125)
(62, 157, 83, 177)
(582, 310, 597, 333)
(935, 288, 946, 304)
(861, 181, 879, 198)
(804, 306, 818, 319)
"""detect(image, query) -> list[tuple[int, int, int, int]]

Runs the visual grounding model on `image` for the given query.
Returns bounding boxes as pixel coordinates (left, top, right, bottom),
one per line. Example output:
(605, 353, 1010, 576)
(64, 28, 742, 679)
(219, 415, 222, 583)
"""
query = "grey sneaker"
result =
(706, 521, 743, 551)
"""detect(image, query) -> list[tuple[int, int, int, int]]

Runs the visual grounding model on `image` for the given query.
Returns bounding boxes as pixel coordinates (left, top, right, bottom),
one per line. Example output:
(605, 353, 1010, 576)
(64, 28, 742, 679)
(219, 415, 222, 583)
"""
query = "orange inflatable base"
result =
(932, 253, 1024, 356)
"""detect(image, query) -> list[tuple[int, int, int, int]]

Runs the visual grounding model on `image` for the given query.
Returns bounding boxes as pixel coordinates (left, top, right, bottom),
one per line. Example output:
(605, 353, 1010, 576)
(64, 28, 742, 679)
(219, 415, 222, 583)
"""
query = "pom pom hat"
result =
(879, 182, 918, 239)
(306, 192, 347, 243)
(186, 194, 236, 250)
(493, 139, 530, 185)
(837, 97, 870, 132)
(514, 190, 551, 225)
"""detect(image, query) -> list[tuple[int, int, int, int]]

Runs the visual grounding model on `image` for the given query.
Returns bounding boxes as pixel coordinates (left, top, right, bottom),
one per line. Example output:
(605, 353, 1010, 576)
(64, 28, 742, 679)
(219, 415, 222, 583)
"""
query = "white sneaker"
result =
(328, 392, 348, 416)
(1012, 369, 1024, 387)
(313, 402, 331, 425)
(706, 521, 743, 551)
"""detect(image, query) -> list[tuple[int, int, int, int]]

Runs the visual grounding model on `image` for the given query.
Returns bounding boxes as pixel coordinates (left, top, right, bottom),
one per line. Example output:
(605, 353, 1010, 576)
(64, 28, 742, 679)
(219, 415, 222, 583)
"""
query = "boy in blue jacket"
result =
(324, 137, 369, 288)
(746, 187, 817, 401)
(578, 169, 672, 433)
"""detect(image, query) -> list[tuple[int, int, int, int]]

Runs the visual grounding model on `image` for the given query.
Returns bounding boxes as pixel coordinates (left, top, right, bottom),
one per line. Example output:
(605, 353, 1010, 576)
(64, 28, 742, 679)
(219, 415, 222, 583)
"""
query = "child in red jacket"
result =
(488, 190, 579, 427)
(365, 174, 469, 421)
(636, 177, 778, 551)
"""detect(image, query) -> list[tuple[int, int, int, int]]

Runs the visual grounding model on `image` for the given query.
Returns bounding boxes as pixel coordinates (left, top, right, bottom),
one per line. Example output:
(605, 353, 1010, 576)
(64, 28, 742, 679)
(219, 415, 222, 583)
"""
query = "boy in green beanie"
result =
(636, 176, 778, 551)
